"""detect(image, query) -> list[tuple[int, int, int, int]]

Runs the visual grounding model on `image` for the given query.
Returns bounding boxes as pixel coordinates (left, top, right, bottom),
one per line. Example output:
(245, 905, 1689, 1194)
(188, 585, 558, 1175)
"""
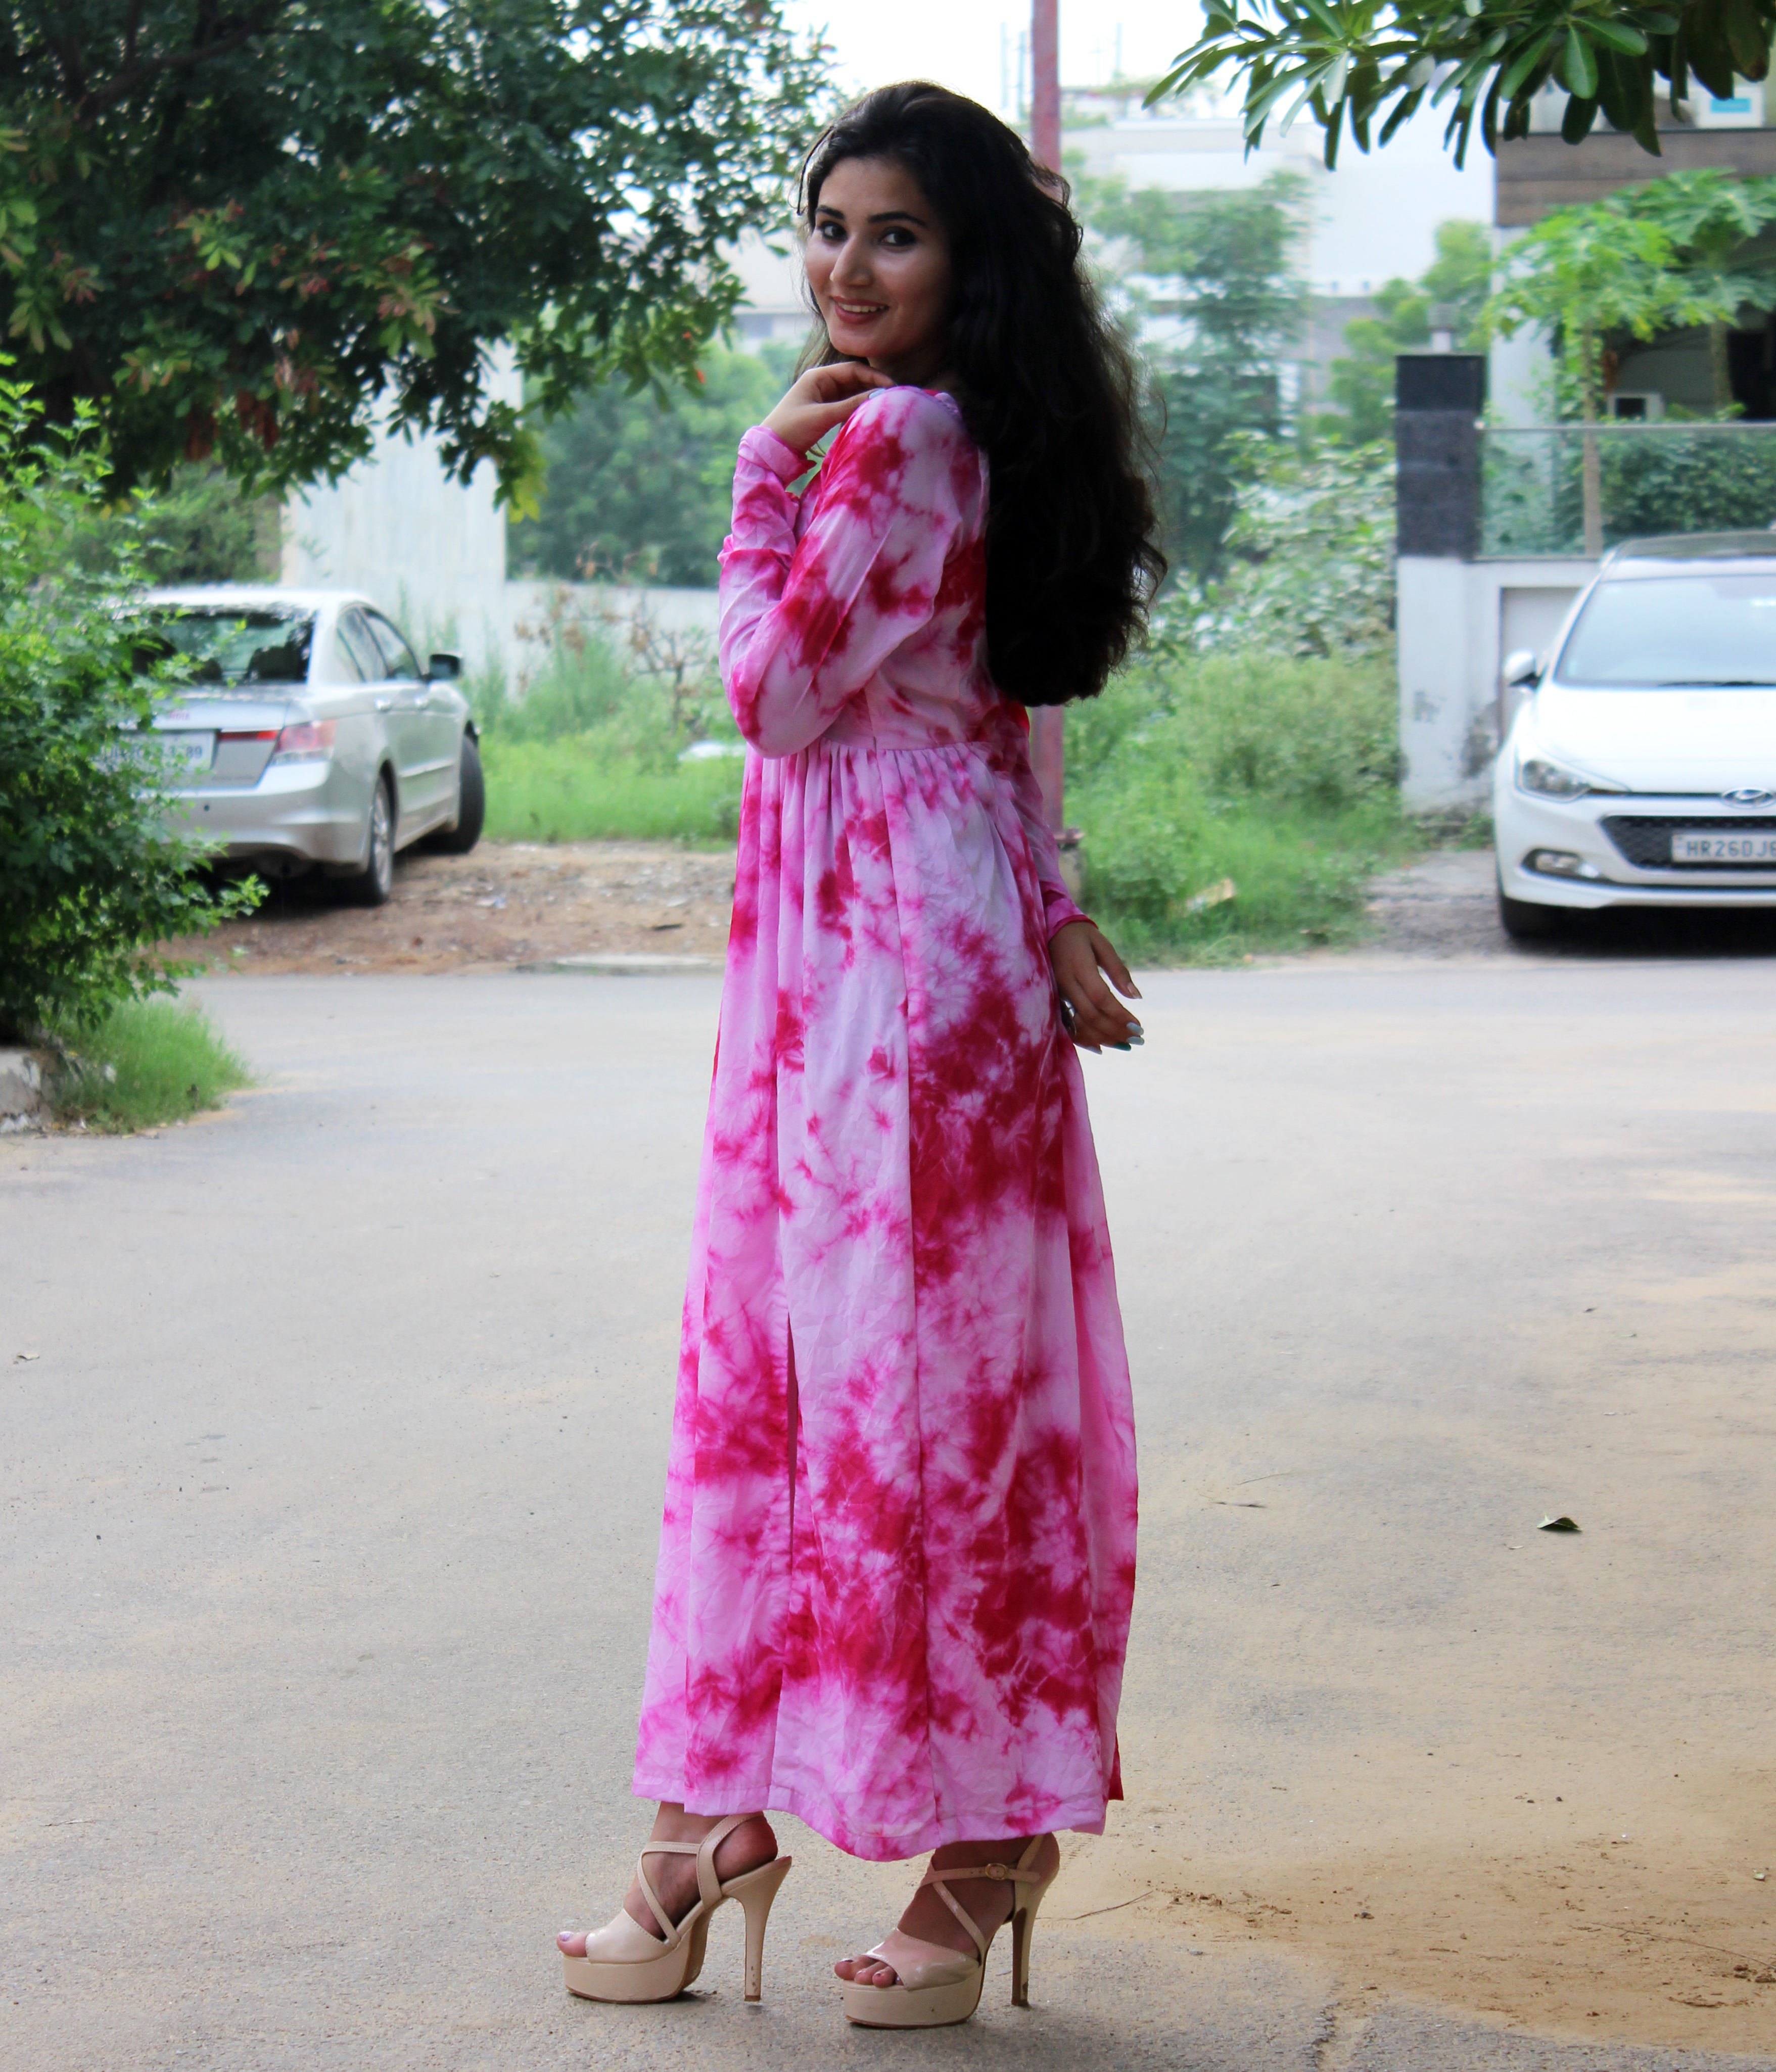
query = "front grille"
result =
(1601, 815, 1776, 869)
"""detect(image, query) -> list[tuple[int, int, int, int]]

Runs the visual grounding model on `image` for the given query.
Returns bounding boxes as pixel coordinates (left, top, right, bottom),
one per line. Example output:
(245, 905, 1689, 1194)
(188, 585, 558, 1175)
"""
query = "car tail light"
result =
(270, 719, 337, 763)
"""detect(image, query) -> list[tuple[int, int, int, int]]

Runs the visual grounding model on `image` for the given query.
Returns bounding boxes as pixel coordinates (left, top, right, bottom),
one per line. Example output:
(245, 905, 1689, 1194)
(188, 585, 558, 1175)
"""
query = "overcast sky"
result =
(779, 0, 1195, 117)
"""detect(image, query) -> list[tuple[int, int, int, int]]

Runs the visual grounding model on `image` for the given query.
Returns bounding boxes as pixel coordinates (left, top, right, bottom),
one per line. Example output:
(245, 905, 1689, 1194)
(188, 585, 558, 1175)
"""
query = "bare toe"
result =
(557, 1930, 588, 1957)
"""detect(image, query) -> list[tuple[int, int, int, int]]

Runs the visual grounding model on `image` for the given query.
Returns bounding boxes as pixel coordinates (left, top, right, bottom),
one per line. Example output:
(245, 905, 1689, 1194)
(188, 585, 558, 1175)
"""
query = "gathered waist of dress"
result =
(793, 707, 1014, 759)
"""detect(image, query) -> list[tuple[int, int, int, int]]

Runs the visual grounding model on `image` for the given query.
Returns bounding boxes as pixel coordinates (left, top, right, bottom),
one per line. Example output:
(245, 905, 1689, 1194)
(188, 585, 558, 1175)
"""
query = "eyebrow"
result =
(814, 206, 928, 226)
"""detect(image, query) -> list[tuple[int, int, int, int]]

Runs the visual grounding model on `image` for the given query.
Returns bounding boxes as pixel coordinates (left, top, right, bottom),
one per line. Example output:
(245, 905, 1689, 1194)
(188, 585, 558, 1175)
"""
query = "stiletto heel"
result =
(839, 1835, 1057, 2028)
(733, 1855, 793, 2001)
(1008, 1873, 1050, 2007)
(560, 1815, 791, 2004)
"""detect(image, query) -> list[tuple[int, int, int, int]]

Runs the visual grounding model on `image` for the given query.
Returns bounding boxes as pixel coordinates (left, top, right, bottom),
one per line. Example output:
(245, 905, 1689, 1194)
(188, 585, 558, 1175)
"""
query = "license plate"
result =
(1670, 831, 1776, 863)
(159, 730, 214, 776)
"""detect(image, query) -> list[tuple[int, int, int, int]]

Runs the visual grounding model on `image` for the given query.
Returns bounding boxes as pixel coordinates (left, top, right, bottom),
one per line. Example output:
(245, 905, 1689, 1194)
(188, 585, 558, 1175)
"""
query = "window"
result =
(133, 608, 315, 686)
(364, 611, 421, 681)
(1560, 573, 1776, 688)
(337, 609, 384, 683)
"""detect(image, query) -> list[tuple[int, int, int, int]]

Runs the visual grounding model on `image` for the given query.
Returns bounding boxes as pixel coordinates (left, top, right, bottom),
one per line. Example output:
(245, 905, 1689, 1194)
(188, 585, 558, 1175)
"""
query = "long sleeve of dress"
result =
(718, 389, 976, 759)
(998, 720, 1092, 942)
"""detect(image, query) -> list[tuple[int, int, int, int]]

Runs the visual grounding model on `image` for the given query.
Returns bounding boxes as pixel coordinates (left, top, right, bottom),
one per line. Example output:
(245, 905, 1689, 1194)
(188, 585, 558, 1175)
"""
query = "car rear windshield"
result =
(134, 607, 315, 686)
(1558, 572, 1776, 687)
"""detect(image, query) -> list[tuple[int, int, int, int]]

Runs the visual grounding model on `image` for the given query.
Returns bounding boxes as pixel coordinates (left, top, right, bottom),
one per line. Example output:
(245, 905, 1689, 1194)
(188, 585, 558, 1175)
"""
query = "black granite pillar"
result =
(1395, 353, 1486, 559)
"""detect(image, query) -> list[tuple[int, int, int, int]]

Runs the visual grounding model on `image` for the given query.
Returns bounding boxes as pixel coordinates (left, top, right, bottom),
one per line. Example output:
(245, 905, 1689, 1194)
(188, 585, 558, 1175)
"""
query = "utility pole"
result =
(1027, 0, 1066, 836)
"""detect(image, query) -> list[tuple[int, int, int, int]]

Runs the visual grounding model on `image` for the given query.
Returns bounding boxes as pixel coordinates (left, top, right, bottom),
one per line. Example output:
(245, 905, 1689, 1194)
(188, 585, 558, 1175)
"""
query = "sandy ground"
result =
(8, 885, 1775, 2066)
(161, 842, 737, 976)
(167, 839, 1776, 979)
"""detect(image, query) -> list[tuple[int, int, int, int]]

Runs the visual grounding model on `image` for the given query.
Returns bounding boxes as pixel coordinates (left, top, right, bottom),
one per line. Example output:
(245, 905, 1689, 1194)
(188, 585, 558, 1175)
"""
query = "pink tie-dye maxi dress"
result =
(632, 384, 1138, 1863)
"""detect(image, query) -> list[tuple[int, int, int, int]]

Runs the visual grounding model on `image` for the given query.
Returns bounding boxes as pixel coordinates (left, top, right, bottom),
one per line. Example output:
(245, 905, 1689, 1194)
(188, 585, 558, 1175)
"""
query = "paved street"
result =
(5, 960, 1773, 2070)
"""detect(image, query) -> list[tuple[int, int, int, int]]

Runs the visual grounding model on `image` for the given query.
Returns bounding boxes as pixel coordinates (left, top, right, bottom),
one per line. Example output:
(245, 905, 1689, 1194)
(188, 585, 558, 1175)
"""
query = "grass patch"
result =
(51, 997, 251, 1132)
(1069, 649, 1424, 962)
(481, 736, 742, 846)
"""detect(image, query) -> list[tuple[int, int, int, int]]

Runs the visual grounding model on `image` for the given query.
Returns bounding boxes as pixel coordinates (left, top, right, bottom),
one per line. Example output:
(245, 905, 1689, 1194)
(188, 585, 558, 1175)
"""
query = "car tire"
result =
(1497, 873, 1563, 940)
(343, 772, 396, 907)
(426, 734, 485, 855)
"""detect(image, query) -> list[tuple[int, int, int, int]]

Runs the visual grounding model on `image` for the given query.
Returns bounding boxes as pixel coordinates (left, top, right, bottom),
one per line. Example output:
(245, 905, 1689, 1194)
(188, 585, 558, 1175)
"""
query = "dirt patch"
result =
(1062, 1785, 1776, 2057)
(161, 841, 736, 975)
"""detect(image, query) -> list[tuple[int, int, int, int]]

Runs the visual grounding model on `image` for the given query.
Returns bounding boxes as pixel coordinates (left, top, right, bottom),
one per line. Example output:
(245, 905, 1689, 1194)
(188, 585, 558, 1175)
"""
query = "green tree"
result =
(0, 2, 828, 510)
(1624, 168, 1776, 406)
(0, 371, 257, 1040)
(1152, 0, 1774, 167)
(1486, 187, 1751, 550)
(511, 347, 783, 586)
(1320, 219, 1491, 444)
(1080, 169, 1310, 578)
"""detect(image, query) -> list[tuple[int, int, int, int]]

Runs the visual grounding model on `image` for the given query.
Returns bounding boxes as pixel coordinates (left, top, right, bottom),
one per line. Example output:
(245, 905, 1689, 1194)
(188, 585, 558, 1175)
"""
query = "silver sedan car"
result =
(137, 586, 484, 903)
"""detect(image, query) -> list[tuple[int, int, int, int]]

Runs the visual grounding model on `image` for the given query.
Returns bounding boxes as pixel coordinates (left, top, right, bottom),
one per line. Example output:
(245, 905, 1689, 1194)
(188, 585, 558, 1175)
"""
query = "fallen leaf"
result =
(1538, 1515, 1580, 1532)
(14, 1351, 38, 1362)
(1185, 876, 1237, 914)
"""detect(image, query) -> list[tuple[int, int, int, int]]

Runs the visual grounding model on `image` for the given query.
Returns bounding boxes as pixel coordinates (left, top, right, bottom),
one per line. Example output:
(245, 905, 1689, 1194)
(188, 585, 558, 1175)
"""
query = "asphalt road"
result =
(5, 960, 1773, 2071)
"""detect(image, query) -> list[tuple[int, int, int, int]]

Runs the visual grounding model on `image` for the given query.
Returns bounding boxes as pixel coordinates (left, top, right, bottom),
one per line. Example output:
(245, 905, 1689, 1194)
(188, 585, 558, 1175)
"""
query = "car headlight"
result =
(1517, 755, 1594, 799)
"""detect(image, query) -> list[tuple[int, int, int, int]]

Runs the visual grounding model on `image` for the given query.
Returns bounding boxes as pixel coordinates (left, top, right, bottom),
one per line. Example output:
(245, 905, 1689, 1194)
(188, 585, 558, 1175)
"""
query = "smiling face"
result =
(804, 155, 953, 386)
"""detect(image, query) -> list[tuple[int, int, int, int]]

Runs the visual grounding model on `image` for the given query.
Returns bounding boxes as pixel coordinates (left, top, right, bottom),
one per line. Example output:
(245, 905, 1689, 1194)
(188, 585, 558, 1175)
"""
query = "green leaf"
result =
(1587, 20, 1649, 55)
(1561, 25, 1599, 98)
(1561, 91, 1600, 140)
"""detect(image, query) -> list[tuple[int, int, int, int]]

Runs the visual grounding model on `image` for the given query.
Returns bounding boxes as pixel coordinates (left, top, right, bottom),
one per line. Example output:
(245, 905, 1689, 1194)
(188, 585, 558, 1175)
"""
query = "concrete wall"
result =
(281, 351, 522, 675)
(1398, 555, 1596, 808)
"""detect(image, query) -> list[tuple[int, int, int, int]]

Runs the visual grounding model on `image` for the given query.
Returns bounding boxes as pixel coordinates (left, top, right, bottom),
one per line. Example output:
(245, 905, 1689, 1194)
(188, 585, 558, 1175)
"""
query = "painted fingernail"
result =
(1127, 1020, 1144, 1035)
(1126, 1034, 1144, 1047)
(1112, 1042, 1131, 1051)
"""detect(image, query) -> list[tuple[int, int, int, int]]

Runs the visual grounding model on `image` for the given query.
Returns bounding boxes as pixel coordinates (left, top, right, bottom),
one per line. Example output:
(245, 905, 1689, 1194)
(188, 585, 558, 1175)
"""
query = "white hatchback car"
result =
(137, 586, 483, 904)
(1493, 533, 1776, 938)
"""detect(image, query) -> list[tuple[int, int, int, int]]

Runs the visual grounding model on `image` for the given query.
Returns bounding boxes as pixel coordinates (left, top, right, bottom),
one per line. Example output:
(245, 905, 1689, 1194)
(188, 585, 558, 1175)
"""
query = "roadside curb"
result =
(517, 952, 722, 975)
(0, 1048, 50, 1133)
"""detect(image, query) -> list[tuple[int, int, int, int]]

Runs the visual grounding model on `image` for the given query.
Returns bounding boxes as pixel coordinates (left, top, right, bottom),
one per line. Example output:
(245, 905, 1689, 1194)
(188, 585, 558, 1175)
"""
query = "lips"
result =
(833, 302, 887, 320)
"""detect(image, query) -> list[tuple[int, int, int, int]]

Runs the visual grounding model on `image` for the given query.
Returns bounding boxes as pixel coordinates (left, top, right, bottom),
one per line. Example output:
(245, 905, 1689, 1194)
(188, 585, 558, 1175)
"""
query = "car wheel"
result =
(343, 773, 396, 907)
(426, 734, 485, 855)
(1497, 873, 1563, 940)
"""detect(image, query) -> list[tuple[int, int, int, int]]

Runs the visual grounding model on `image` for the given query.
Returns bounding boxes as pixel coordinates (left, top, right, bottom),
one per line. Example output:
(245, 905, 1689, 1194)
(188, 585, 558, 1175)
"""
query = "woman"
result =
(558, 81, 1163, 2029)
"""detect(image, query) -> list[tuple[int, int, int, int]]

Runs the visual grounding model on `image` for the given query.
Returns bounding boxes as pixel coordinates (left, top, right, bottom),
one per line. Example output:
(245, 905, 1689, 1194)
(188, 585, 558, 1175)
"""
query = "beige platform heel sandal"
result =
(561, 1814, 792, 2004)
(838, 1836, 1057, 2029)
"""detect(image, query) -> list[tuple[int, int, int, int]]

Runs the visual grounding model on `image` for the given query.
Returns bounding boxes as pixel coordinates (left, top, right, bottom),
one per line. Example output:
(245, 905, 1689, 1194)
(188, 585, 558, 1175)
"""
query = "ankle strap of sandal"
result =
(915, 1838, 1048, 1960)
(636, 1812, 752, 1924)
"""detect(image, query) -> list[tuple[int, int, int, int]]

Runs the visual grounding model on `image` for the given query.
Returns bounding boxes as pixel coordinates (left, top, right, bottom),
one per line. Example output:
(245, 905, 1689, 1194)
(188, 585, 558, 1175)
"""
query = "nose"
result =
(830, 236, 874, 291)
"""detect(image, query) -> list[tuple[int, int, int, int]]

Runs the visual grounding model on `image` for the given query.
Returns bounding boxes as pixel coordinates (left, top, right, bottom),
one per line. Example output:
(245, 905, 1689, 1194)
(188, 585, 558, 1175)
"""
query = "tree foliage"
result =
(1320, 219, 1491, 444)
(0, 2, 828, 509)
(0, 369, 258, 1040)
(1160, 435, 1397, 661)
(1152, 0, 1776, 168)
(510, 346, 783, 586)
(1079, 169, 1311, 578)
(1485, 169, 1773, 415)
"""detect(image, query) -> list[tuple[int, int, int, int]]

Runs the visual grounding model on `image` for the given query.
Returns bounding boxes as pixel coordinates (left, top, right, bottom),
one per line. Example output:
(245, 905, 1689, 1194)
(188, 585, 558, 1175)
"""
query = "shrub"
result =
(0, 370, 258, 1039)
(1069, 649, 1412, 958)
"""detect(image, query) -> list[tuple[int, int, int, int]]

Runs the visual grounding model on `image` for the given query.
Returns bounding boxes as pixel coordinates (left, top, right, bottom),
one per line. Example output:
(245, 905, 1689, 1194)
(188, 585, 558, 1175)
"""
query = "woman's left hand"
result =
(1050, 921, 1143, 1053)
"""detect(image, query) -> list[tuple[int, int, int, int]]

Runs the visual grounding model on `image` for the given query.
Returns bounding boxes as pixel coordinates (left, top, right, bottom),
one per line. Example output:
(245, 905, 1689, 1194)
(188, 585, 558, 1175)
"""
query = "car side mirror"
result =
(1501, 648, 1539, 689)
(427, 650, 462, 682)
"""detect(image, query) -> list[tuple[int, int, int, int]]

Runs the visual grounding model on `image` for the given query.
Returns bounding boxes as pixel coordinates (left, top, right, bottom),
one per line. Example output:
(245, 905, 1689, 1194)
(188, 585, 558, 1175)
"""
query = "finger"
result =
(1094, 938, 1141, 1000)
(1072, 965, 1136, 1030)
(807, 361, 892, 403)
(1062, 983, 1136, 1050)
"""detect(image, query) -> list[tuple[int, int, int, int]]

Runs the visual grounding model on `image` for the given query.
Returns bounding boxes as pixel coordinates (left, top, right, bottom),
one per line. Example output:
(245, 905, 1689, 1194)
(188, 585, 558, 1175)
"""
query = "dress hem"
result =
(631, 1770, 1110, 1864)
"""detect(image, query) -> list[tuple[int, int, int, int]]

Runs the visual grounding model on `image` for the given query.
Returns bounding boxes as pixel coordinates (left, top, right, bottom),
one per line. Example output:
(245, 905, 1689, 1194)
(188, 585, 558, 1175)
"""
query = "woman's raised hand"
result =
(1050, 922, 1143, 1054)
(762, 361, 896, 457)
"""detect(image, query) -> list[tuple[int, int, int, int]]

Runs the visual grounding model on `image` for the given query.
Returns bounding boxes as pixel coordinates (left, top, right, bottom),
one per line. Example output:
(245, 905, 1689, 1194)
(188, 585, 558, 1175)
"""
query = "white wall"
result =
(281, 350, 522, 674)
(1398, 555, 1595, 807)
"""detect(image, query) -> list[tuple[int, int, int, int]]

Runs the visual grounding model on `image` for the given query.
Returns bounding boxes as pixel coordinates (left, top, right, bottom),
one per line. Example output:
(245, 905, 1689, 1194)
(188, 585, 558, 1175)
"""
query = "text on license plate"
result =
(1670, 831, 1776, 863)
(160, 730, 214, 774)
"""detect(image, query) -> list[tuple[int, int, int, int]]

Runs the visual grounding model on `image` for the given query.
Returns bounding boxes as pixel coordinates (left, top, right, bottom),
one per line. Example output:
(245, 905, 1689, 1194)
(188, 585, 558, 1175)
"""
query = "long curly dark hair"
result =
(798, 83, 1165, 708)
